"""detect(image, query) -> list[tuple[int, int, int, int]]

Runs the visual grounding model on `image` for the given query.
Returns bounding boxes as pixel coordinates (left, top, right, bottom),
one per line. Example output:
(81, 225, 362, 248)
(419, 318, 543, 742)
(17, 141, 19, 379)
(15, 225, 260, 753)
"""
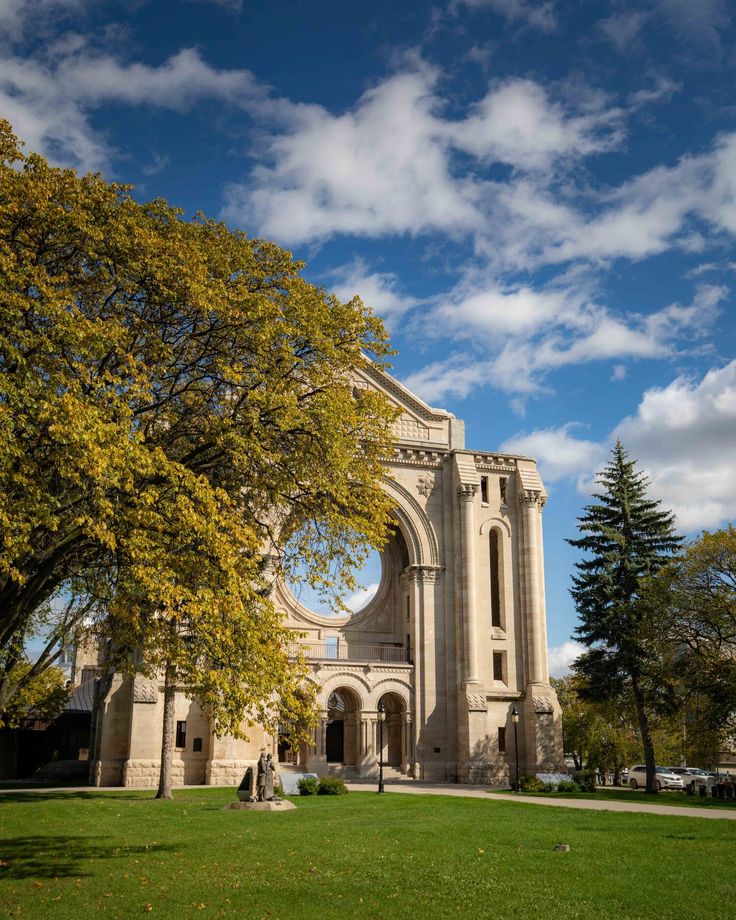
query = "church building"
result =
(83, 363, 564, 787)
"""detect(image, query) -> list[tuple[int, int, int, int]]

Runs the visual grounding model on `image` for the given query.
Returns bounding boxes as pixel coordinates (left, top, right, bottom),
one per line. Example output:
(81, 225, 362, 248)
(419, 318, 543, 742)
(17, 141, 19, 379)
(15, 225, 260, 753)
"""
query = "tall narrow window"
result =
(175, 720, 187, 749)
(490, 529, 501, 628)
(480, 475, 489, 504)
(499, 477, 508, 504)
(493, 651, 504, 682)
(498, 727, 506, 753)
(406, 633, 412, 663)
(406, 595, 410, 622)
(325, 636, 339, 659)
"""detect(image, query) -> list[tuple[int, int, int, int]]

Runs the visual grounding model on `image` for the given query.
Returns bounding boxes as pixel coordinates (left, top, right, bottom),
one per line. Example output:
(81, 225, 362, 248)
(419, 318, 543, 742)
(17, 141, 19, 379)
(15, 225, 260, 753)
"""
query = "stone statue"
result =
(256, 751, 269, 802)
(265, 753, 276, 801)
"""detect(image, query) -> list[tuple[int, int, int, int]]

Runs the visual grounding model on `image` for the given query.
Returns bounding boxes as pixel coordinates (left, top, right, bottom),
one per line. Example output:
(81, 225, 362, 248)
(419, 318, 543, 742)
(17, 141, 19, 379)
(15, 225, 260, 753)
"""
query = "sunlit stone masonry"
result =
(82, 363, 564, 787)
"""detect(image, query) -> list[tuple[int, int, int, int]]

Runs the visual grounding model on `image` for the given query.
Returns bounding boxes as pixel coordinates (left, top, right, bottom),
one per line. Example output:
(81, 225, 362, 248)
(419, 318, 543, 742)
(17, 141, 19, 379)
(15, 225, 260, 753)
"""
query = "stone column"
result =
(319, 713, 328, 759)
(459, 484, 480, 686)
(404, 714, 414, 769)
(520, 490, 546, 685)
(407, 565, 441, 772)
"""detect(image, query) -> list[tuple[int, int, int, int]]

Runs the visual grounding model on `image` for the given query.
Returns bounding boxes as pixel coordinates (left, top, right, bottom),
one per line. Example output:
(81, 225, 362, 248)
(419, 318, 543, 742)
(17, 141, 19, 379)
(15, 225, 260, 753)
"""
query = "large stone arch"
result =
(382, 478, 440, 567)
(318, 672, 370, 708)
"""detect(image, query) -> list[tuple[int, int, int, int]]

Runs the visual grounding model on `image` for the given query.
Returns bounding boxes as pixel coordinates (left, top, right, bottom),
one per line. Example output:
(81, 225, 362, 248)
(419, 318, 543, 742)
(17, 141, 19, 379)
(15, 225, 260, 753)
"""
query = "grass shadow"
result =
(0, 835, 179, 880)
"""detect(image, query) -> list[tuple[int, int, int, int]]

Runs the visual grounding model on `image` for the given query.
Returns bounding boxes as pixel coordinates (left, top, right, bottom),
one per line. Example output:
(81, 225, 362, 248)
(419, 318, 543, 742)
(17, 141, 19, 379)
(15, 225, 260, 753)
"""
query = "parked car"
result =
(628, 765, 684, 791)
(668, 767, 711, 787)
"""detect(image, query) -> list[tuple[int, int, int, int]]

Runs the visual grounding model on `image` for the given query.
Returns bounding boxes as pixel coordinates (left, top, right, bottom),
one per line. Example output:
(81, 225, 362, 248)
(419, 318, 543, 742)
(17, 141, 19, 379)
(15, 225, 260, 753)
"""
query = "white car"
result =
(628, 765, 684, 791)
(668, 767, 711, 788)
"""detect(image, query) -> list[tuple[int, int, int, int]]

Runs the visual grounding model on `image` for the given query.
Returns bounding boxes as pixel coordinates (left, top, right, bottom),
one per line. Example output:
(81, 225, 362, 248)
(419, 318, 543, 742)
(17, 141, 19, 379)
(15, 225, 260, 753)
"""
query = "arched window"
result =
(490, 529, 501, 628)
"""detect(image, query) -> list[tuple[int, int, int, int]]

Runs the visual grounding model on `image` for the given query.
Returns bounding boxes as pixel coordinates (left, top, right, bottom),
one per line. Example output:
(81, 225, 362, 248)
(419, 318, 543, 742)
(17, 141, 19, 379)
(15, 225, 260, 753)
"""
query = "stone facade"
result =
(86, 364, 564, 786)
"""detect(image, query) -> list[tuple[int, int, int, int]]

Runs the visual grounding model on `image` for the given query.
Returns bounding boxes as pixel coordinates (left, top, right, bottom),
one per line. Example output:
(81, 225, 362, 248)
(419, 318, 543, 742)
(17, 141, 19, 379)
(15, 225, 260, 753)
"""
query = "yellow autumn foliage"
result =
(0, 121, 398, 738)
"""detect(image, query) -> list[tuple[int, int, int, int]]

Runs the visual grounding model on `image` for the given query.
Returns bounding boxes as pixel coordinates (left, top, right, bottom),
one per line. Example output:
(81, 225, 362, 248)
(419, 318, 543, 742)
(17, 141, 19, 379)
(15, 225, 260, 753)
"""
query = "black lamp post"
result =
(377, 700, 386, 794)
(511, 706, 520, 792)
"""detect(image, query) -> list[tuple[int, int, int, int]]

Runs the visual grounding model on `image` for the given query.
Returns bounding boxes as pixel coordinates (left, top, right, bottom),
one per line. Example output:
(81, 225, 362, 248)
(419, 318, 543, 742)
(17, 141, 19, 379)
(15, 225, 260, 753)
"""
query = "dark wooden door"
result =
(326, 720, 344, 763)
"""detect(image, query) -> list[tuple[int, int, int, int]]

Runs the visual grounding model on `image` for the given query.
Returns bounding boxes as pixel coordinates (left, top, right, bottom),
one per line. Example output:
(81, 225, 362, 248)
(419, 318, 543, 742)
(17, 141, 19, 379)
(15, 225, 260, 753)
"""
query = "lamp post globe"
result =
(377, 700, 386, 795)
(511, 707, 521, 793)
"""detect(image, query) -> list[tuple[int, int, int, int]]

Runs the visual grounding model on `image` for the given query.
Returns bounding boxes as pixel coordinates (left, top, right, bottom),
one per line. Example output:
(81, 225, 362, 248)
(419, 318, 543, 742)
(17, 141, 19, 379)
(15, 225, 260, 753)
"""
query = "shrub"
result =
(574, 770, 597, 793)
(317, 776, 348, 796)
(541, 781, 557, 793)
(556, 780, 580, 793)
(520, 774, 545, 792)
(297, 777, 319, 796)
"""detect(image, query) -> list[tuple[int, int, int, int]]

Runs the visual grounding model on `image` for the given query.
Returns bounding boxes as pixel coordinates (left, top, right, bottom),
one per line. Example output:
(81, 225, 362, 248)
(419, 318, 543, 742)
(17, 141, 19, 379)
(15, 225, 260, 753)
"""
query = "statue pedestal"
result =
(225, 800, 297, 812)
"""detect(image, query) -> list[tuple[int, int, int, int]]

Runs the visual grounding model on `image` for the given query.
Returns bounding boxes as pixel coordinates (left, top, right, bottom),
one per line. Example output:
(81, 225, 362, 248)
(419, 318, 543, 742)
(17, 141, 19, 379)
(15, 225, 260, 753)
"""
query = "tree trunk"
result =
(156, 664, 177, 800)
(88, 671, 113, 787)
(631, 671, 657, 793)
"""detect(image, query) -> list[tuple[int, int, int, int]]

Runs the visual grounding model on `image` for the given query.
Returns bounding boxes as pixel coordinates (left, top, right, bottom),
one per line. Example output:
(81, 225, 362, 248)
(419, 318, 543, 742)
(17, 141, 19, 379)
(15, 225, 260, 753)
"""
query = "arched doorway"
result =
(326, 688, 360, 766)
(377, 692, 406, 769)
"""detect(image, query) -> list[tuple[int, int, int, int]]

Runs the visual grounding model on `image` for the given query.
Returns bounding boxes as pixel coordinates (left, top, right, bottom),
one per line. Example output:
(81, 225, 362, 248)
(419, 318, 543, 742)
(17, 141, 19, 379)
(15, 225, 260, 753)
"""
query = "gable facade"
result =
(86, 364, 564, 787)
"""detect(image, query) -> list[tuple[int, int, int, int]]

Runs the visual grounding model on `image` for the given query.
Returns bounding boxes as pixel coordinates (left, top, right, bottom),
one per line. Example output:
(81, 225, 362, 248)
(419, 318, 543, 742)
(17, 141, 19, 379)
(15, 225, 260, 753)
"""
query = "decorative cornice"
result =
(473, 454, 518, 472)
(360, 363, 452, 423)
(382, 448, 445, 469)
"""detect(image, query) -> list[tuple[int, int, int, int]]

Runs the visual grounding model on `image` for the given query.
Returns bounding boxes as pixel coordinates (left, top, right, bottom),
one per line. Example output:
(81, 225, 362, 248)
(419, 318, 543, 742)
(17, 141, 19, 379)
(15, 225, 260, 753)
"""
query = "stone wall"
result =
(206, 759, 254, 787)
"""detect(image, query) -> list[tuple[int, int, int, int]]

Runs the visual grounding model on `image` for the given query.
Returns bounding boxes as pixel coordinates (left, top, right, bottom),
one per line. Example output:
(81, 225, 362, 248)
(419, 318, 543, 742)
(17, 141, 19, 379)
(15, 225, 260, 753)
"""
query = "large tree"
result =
(569, 442, 682, 793)
(643, 527, 736, 764)
(0, 120, 398, 791)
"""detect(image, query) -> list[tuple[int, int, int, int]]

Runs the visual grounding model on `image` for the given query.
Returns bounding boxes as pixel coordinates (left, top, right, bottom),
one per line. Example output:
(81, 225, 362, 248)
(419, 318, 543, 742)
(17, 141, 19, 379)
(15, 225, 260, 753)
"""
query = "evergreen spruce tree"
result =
(569, 442, 682, 793)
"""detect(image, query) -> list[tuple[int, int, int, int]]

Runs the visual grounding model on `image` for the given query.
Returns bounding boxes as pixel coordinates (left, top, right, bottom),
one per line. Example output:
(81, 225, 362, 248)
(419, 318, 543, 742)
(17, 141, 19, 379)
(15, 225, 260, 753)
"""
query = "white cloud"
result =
(402, 357, 492, 403)
(500, 424, 604, 482)
(598, 2, 730, 58)
(548, 640, 584, 677)
(613, 360, 736, 530)
(611, 364, 627, 381)
(454, 79, 623, 171)
(656, 0, 730, 57)
(223, 66, 630, 245)
(141, 152, 170, 177)
(453, 0, 557, 33)
(0, 43, 261, 172)
(326, 258, 421, 325)
(344, 582, 379, 612)
(0, 0, 88, 40)
(223, 66, 483, 243)
(408, 277, 725, 399)
(499, 360, 736, 532)
(598, 11, 650, 51)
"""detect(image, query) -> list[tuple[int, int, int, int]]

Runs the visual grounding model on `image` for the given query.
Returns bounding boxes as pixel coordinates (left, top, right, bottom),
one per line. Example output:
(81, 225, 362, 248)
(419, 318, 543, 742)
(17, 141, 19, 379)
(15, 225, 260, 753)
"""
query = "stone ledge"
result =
(225, 800, 296, 812)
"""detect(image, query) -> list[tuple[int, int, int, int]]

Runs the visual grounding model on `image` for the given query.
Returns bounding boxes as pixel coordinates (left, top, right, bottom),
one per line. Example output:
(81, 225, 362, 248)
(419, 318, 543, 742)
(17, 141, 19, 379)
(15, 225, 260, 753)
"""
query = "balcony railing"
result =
(293, 642, 409, 664)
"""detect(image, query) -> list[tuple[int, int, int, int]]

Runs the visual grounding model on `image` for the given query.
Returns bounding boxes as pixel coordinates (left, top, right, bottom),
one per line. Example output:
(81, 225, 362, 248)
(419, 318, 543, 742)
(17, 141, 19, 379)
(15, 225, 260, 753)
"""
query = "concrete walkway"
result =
(346, 781, 736, 820)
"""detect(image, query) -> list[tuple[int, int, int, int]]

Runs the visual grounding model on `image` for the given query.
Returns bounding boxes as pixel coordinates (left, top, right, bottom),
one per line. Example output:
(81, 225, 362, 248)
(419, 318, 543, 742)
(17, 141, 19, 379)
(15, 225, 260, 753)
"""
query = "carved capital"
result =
(458, 483, 479, 501)
(406, 565, 444, 584)
(519, 489, 543, 506)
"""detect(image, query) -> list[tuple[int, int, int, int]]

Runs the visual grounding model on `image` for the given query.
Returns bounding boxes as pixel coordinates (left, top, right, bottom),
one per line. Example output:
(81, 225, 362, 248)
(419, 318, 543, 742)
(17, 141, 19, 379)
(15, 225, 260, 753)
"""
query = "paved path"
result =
(346, 781, 736, 820)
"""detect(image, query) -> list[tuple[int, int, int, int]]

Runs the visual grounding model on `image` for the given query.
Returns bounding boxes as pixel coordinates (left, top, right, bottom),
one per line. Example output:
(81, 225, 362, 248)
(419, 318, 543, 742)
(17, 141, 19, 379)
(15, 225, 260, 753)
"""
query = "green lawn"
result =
(1, 788, 734, 920)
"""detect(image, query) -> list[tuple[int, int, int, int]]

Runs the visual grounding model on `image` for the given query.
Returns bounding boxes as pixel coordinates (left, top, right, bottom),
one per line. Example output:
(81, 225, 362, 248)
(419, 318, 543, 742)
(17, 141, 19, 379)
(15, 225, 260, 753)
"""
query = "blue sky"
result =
(5, 0, 736, 673)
